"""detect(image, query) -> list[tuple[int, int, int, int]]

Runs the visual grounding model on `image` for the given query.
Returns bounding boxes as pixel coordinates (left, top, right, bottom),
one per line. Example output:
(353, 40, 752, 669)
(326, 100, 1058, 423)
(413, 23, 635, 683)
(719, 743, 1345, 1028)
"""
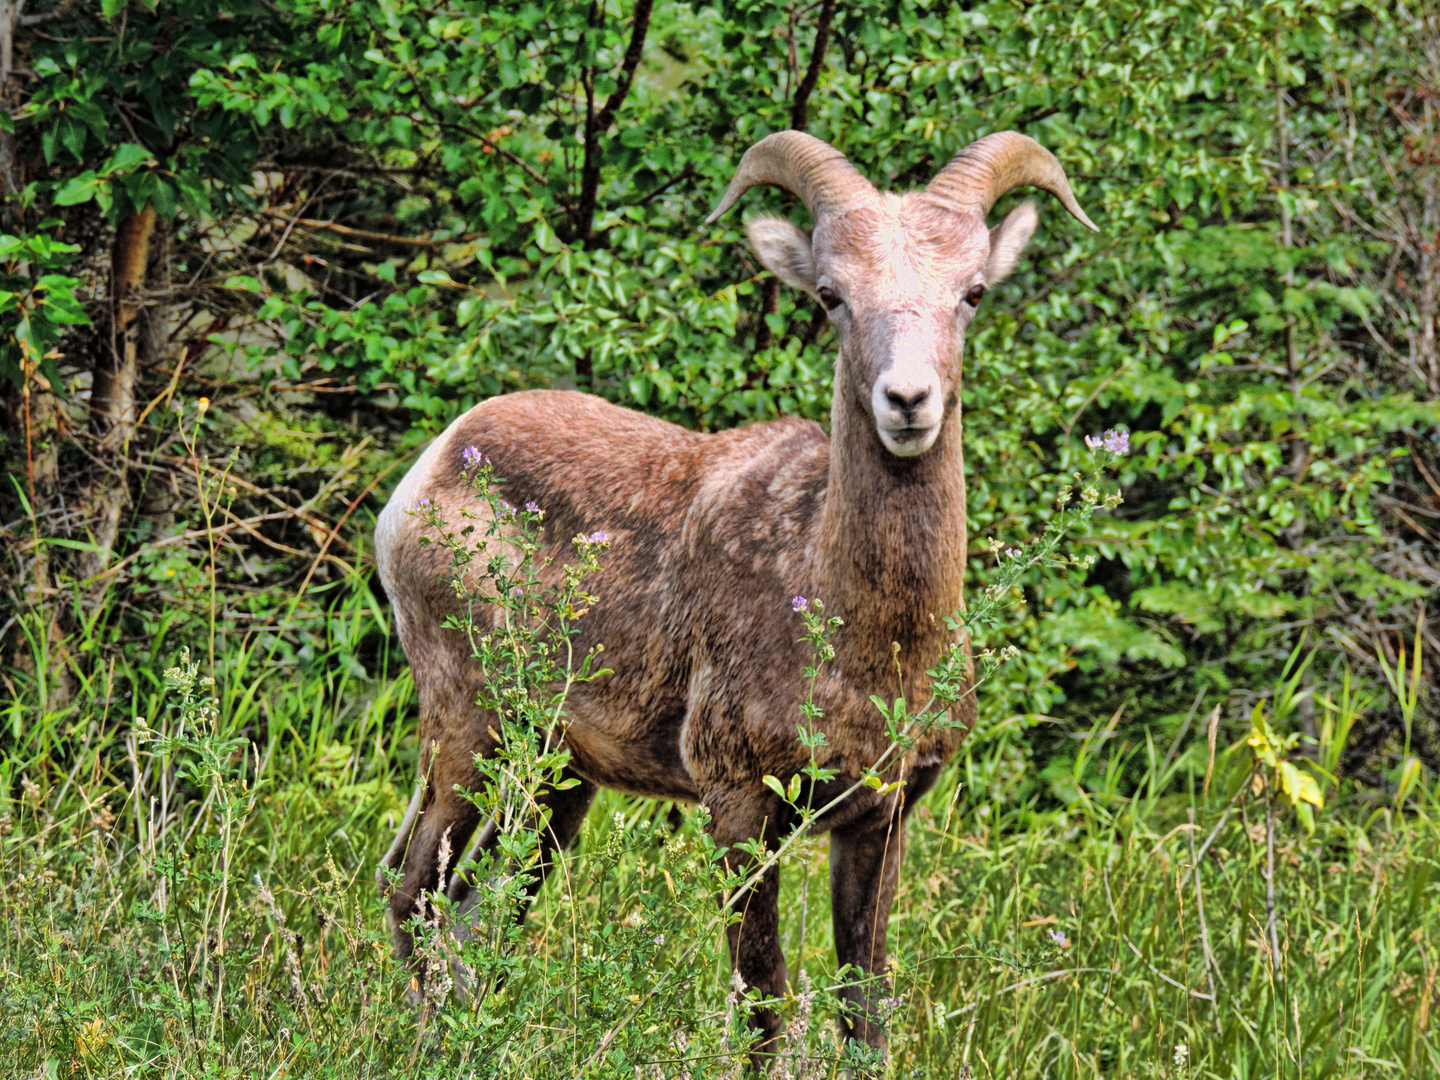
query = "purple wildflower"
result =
(791, 595, 808, 613)
(1048, 928, 1070, 947)
(583, 531, 609, 544)
(411, 497, 432, 513)
(524, 500, 541, 514)
(1085, 428, 1132, 455)
(461, 445, 487, 472)
(497, 500, 515, 517)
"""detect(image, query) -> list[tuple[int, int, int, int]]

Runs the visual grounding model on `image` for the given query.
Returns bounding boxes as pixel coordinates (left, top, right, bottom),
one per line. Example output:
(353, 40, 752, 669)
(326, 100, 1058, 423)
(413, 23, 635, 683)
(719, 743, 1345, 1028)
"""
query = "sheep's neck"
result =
(817, 371, 968, 694)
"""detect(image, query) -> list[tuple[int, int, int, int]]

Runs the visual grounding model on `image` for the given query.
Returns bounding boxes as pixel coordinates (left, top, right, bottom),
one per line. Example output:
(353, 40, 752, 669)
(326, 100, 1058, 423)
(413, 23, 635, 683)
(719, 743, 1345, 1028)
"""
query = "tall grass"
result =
(2, 561, 1437, 1077)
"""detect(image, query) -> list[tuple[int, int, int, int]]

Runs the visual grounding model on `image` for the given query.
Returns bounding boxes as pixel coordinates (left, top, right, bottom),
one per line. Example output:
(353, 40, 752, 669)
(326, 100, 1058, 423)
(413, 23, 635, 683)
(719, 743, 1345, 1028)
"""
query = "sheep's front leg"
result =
(707, 791, 792, 1060)
(829, 814, 906, 1054)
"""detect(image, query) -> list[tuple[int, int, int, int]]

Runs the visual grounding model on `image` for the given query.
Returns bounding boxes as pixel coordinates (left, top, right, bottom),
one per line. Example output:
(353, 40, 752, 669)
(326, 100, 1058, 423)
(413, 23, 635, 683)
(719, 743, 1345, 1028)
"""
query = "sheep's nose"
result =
(885, 383, 930, 418)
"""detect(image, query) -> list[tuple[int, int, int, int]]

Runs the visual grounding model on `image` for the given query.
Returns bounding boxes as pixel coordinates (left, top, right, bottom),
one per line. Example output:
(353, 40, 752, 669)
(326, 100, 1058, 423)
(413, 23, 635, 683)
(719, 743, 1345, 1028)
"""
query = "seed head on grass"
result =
(259, 880, 309, 1016)
(436, 825, 453, 897)
(774, 969, 818, 1080)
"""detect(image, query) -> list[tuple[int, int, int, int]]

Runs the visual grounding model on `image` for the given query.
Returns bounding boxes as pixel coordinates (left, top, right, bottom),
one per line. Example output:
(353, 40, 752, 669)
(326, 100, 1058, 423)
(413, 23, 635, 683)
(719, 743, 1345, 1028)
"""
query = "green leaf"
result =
(456, 296, 483, 327)
(53, 174, 100, 207)
(761, 775, 786, 800)
(106, 143, 152, 173)
(150, 178, 176, 221)
(60, 118, 88, 162)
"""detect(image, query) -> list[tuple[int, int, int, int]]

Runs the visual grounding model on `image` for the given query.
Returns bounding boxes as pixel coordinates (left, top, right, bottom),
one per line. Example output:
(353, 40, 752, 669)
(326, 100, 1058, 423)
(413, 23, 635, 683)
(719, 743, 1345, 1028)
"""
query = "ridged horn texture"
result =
(924, 131, 1099, 232)
(705, 131, 878, 224)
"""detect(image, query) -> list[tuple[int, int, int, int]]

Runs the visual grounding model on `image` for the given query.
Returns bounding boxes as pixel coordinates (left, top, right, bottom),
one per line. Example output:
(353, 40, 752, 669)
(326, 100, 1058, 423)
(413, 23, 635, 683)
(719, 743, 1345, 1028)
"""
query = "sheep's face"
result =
(746, 194, 1038, 458)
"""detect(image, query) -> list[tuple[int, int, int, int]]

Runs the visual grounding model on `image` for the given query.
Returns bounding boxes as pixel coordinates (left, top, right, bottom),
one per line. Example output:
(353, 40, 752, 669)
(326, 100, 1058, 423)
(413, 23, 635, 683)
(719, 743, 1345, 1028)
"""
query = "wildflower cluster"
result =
(404, 448, 612, 998)
(1084, 427, 1131, 456)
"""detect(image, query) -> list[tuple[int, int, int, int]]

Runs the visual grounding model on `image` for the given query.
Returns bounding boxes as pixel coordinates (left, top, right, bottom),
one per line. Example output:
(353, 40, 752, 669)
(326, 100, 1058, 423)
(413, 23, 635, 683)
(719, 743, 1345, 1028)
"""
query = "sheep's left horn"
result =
(705, 131, 878, 224)
(924, 131, 1098, 232)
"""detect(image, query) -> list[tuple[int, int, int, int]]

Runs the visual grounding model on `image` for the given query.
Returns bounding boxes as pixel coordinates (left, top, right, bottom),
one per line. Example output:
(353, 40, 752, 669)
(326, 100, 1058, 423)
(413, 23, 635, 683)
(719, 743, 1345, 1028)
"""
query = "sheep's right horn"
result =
(925, 131, 1098, 231)
(705, 131, 878, 224)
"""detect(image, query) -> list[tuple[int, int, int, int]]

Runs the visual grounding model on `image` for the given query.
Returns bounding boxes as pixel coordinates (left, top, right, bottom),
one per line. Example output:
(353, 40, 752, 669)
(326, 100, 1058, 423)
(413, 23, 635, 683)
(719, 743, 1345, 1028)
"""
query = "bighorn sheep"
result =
(375, 130, 1096, 1054)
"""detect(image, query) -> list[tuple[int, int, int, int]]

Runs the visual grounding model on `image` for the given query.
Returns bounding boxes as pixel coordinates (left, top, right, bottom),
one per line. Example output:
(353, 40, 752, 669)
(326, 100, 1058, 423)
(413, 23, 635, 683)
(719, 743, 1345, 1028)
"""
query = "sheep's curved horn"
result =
(705, 131, 878, 224)
(924, 131, 1098, 232)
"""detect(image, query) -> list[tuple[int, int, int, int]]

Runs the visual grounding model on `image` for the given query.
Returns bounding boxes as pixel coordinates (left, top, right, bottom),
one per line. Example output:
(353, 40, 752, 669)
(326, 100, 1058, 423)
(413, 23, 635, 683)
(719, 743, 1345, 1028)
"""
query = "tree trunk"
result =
(570, 0, 654, 246)
(0, 0, 19, 200)
(0, 0, 73, 701)
(80, 205, 157, 580)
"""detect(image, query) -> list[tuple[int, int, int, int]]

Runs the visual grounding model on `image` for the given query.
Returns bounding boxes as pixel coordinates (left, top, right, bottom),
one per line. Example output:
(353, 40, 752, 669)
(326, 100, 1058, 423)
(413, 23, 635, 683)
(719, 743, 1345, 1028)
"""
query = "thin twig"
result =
(1187, 807, 1224, 1033)
(1104, 867, 1214, 1000)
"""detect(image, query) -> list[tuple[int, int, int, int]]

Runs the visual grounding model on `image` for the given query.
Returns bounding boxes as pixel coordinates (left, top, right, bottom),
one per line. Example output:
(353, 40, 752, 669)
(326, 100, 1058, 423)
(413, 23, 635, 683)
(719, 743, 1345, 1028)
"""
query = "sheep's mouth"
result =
(877, 423, 939, 458)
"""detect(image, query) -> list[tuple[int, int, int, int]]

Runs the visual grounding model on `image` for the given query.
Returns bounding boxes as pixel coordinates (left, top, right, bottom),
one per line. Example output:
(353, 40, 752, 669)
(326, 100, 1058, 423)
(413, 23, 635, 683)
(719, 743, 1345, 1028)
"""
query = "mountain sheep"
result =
(375, 129, 1096, 1055)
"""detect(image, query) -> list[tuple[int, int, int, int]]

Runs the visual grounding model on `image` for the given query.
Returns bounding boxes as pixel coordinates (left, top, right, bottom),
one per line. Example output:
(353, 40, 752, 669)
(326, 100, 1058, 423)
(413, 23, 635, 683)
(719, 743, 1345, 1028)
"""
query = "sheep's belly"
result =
(560, 703, 699, 802)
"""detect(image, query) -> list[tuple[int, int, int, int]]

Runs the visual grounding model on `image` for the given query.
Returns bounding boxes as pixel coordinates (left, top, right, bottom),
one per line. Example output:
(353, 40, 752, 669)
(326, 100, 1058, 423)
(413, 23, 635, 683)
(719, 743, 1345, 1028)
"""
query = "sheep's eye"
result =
(817, 286, 843, 311)
(965, 284, 987, 307)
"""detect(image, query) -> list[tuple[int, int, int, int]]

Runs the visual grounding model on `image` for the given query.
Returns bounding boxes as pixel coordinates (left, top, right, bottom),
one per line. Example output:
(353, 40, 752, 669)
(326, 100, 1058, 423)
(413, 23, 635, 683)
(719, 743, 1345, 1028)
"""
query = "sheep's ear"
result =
(985, 200, 1038, 284)
(745, 215, 817, 295)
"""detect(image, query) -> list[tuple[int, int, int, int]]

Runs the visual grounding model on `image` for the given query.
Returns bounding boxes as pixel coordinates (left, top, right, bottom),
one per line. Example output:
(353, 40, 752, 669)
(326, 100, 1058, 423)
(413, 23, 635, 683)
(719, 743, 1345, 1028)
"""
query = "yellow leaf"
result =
(1278, 761, 1323, 809)
(1295, 770, 1323, 809)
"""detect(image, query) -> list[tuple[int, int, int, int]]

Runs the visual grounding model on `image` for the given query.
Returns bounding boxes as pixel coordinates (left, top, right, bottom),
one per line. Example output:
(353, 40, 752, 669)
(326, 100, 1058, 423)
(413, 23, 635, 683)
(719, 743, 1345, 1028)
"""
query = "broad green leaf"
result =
(53, 174, 100, 206)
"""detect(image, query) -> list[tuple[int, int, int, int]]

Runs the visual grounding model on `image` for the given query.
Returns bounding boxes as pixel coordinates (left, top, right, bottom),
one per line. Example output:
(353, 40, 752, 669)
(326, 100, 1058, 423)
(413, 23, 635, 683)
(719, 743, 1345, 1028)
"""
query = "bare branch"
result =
(261, 208, 473, 248)
(573, 0, 655, 242)
(790, 0, 835, 132)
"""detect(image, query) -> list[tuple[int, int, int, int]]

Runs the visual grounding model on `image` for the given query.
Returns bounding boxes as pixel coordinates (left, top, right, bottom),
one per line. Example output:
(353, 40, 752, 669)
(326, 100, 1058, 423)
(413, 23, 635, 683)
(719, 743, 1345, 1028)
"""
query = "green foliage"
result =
(5, 0, 1435, 765)
(126, 0, 1437, 757)
(0, 230, 86, 391)
(20, 0, 275, 223)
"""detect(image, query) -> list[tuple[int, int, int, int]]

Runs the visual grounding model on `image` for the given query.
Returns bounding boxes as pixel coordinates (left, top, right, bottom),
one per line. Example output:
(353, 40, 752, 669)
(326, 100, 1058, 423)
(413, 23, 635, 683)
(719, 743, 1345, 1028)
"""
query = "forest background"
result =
(1, 0, 1438, 1077)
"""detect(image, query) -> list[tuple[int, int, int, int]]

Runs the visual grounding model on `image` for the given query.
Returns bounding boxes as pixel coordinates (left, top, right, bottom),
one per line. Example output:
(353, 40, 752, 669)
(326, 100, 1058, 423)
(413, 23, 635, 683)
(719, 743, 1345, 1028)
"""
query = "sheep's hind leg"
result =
(446, 764, 598, 923)
(380, 734, 489, 971)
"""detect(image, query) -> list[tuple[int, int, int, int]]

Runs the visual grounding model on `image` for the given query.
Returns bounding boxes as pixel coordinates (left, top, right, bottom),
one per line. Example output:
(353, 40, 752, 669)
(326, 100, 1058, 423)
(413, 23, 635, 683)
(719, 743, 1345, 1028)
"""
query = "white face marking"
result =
(870, 318, 946, 457)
